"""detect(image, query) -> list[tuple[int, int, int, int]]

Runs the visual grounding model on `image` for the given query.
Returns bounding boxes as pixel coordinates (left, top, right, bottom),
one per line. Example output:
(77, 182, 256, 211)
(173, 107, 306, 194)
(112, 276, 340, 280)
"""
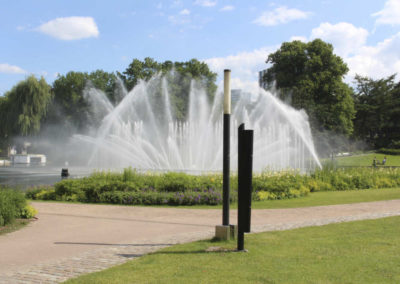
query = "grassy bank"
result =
(66, 216, 400, 284)
(0, 219, 31, 236)
(335, 153, 400, 167)
(252, 187, 400, 209)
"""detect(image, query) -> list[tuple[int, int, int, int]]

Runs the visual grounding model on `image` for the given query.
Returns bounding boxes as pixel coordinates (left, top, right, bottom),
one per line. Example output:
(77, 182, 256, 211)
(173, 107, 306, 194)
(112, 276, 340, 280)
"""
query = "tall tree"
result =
(121, 57, 217, 120)
(353, 74, 400, 149)
(263, 39, 355, 136)
(50, 70, 117, 131)
(0, 96, 9, 154)
(2, 75, 51, 137)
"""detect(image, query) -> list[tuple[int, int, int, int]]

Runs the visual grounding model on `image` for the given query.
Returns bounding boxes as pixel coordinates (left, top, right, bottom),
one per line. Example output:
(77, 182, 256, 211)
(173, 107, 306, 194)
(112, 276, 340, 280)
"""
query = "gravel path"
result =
(1, 200, 400, 283)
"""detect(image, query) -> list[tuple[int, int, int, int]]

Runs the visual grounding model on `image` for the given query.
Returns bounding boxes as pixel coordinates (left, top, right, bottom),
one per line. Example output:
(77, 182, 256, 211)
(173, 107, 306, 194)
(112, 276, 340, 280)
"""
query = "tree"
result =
(263, 39, 355, 137)
(0, 96, 9, 154)
(2, 75, 51, 137)
(120, 57, 161, 90)
(121, 57, 217, 120)
(353, 74, 400, 149)
(50, 70, 117, 132)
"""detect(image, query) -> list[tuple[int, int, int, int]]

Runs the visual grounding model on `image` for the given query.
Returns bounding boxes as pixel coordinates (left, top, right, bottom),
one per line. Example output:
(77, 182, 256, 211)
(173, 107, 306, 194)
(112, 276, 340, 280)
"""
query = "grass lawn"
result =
(66, 216, 400, 284)
(0, 219, 30, 236)
(251, 187, 400, 209)
(335, 153, 400, 167)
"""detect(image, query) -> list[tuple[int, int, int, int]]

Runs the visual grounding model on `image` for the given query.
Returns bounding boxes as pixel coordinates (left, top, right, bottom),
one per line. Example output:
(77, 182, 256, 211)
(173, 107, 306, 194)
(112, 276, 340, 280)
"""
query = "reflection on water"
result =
(0, 165, 93, 190)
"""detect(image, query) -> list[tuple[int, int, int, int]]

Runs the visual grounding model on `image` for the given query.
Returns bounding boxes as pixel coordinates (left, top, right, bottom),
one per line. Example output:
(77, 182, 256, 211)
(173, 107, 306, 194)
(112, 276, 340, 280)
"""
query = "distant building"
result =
(11, 154, 46, 165)
(231, 89, 242, 105)
(231, 89, 252, 109)
(259, 69, 268, 90)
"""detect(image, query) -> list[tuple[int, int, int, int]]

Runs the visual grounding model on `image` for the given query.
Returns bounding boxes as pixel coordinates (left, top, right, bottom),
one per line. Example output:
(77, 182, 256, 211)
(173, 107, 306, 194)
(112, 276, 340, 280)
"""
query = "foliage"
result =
(263, 39, 355, 138)
(19, 204, 38, 219)
(312, 166, 400, 191)
(66, 217, 400, 284)
(253, 171, 310, 200)
(378, 148, 400, 155)
(0, 76, 51, 152)
(27, 170, 225, 205)
(49, 70, 117, 132)
(252, 187, 400, 209)
(27, 166, 400, 206)
(120, 57, 217, 120)
(0, 187, 27, 226)
(353, 74, 400, 149)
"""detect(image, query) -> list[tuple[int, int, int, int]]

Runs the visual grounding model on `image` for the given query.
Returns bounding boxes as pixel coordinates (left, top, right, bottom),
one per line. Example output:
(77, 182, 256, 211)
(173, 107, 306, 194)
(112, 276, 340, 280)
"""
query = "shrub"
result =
(0, 187, 27, 226)
(377, 148, 400, 155)
(19, 204, 38, 219)
(28, 166, 400, 206)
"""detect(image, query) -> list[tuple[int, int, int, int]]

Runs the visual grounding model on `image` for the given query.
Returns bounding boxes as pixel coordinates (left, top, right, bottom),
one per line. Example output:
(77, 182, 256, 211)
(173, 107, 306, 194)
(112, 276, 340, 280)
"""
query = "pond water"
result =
(0, 166, 93, 190)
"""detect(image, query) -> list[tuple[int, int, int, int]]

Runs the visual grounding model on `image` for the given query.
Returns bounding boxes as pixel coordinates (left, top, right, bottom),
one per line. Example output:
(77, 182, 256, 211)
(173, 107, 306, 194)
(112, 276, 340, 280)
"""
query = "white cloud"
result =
(372, 0, 400, 26)
(253, 6, 311, 27)
(204, 46, 277, 92)
(194, 0, 217, 7)
(310, 22, 369, 57)
(294, 21, 400, 81)
(168, 14, 190, 25)
(180, 9, 191, 15)
(203, 18, 400, 91)
(290, 36, 307, 42)
(0, 63, 27, 74)
(220, 5, 234, 11)
(345, 32, 400, 80)
(36, 17, 99, 40)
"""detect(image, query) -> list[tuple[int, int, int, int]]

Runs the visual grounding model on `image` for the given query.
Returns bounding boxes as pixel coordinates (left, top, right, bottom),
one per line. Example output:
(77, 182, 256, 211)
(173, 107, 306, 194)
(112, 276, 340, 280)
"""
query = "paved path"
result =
(1, 200, 400, 283)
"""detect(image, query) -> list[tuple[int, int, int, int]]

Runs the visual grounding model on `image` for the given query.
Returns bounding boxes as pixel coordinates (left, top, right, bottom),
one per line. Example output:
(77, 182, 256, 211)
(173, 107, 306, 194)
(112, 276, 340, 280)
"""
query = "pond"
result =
(0, 165, 92, 190)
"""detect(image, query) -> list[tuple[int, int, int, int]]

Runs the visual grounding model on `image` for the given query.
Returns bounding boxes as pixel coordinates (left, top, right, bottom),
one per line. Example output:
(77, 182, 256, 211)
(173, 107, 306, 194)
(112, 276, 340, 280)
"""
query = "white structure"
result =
(259, 69, 268, 90)
(11, 154, 46, 165)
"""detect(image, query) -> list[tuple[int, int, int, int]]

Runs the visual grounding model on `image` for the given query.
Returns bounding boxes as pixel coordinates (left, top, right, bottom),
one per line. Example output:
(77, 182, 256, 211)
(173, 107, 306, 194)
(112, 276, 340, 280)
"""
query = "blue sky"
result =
(1, 0, 400, 95)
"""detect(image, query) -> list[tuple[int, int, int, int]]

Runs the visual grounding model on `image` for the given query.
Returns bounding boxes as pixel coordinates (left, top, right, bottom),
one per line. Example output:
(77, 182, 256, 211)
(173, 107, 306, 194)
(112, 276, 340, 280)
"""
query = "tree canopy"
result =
(49, 70, 117, 132)
(121, 57, 217, 120)
(1, 75, 51, 137)
(353, 74, 400, 149)
(263, 39, 355, 136)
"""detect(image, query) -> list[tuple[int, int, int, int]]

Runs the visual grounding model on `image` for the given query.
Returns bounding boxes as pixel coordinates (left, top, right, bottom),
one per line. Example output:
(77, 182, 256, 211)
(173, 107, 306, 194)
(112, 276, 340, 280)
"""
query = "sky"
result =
(1, 0, 400, 95)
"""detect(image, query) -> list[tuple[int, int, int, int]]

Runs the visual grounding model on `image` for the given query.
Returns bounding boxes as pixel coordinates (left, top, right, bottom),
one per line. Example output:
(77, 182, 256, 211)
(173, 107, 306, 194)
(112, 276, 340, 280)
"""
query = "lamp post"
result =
(223, 69, 231, 226)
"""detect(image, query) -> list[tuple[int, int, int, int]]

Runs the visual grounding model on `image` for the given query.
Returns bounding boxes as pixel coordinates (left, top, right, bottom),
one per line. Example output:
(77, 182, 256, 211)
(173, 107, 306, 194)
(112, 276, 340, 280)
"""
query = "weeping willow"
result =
(1, 75, 52, 136)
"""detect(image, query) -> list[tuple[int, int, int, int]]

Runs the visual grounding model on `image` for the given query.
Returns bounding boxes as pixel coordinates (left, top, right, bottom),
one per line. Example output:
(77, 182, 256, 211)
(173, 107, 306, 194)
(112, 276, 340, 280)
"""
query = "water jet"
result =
(74, 72, 321, 172)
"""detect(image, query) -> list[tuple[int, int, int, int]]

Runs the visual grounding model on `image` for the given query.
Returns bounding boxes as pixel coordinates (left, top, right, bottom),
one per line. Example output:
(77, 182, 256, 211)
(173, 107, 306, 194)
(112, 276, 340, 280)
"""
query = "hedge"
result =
(26, 167, 400, 206)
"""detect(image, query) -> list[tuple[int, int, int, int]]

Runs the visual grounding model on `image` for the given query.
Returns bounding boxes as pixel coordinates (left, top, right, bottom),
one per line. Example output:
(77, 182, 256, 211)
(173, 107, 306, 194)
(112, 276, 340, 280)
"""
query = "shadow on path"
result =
(41, 213, 214, 228)
(54, 242, 173, 247)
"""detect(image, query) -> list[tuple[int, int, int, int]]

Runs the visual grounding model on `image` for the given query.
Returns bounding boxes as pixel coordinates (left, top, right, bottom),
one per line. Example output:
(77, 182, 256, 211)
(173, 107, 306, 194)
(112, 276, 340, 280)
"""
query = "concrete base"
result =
(215, 225, 238, 240)
(215, 225, 230, 240)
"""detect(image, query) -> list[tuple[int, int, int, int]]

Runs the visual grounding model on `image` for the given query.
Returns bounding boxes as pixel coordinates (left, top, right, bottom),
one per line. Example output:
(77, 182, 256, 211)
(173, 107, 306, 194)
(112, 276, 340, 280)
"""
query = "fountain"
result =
(74, 72, 321, 172)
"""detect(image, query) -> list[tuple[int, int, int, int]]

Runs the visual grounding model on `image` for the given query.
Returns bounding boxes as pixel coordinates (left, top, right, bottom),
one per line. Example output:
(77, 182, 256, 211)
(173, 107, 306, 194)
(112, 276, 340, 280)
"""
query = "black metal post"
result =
(223, 113, 230, 226)
(237, 123, 254, 251)
(222, 69, 231, 227)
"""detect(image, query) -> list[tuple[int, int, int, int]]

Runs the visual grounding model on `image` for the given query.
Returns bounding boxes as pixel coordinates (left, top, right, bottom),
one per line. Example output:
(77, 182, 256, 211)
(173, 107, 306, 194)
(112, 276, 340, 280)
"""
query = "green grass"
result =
(335, 153, 400, 167)
(0, 219, 30, 236)
(66, 216, 400, 284)
(252, 187, 400, 209)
